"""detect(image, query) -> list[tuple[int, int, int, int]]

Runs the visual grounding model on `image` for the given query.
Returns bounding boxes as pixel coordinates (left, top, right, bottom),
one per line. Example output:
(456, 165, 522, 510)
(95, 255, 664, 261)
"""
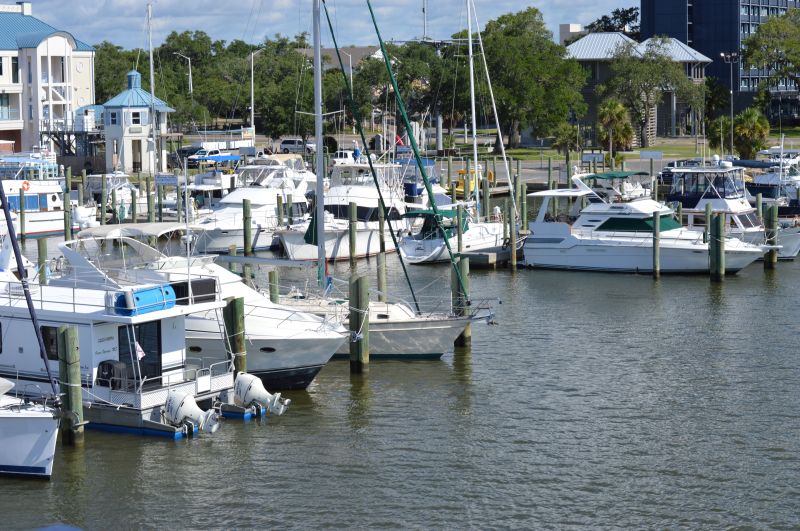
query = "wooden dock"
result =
(462, 247, 524, 269)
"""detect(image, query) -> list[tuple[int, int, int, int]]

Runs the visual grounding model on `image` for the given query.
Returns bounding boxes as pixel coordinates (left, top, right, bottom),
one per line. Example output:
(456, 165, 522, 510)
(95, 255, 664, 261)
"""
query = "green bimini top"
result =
(588, 171, 650, 180)
(401, 209, 459, 219)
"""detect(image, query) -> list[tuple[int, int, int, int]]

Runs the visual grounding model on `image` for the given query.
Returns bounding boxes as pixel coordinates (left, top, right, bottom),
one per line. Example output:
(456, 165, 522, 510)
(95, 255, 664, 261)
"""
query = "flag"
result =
(303, 208, 318, 245)
(135, 340, 146, 360)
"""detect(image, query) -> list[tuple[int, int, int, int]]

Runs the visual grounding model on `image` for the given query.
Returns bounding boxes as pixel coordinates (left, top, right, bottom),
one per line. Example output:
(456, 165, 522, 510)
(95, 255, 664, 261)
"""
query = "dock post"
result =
(452, 257, 471, 348)
(451, 182, 457, 203)
(146, 175, 155, 223)
(756, 193, 763, 222)
(131, 190, 138, 223)
(268, 270, 280, 303)
(157, 185, 164, 222)
(349, 201, 357, 269)
(652, 210, 661, 278)
(57, 325, 84, 446)
(516, 159, 521, 187)
(676, 203, 682, 224)
(18, 189, 25, 240)
(223, 297, 247, 375)
(764, 204, 778, 269)
(277, 194, 284, 228)
(242, 198, 253, 285)
(492, 157, 496, 187)
(508, 199, 517, 269)
(547, 157, 552, 189)
(65, 167, 72, 234)
(287, 193, 294, 226)
(447, 156, 452, 188)
(111, 188, 118, 224)
(228, 245, 238, 274)
(349, 274, 370, 373)
(503, 198, 509, 242)
(78, 169, 85, 206)
(175, 184, 182, 223)
(709, 213, 725, 282)
(37, 238, 48, 286)
(457, 203, 464, 253)
(521, 188, 528, 231)
(704, 202, 712, 244)
(621, 160, 626, 171)
(481, 175, 490, 220)
(464, 159, 472, 202)
(100, 174, 107, 226)
(377, 205, 387, 302)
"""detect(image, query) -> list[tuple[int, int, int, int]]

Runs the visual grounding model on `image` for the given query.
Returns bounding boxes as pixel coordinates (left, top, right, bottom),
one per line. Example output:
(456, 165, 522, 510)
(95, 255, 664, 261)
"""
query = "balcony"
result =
(0, 107, 20, 121)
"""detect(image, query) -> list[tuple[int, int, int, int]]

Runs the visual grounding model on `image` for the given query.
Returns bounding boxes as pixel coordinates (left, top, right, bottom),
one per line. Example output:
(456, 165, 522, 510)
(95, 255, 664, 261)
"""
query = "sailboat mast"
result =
(313, 0, 326, 283)
(148, 3, 158, 175)
(466, 0, 481, 218)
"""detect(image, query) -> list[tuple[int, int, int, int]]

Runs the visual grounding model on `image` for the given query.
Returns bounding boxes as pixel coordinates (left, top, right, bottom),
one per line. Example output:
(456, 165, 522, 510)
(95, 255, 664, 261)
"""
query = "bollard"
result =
(764, 204, 778, 269)
(349, 201, 357, 268)
(147, 175, 155, 223)
(100, 175, 107, 226)
(704, 202, 713, 244)
(157, 185, 164, 222)
(18, 189, 25, 240)
(452, 257, 471, 348)
(377, 206, 387, 302)
(268, 270, 280, 304)
(223, 297, 247, 375)
(349, 274, 370, 373)
(111, 188, 118, 224)
(709, 213, 725, 282)
(277, 194, 284, 227)
(287, 193, 294, 226)
(131, 190, 138, 223)
(57, 325, 84, 446)
(652, 209, 661, 278)
(756, 193, 763, 222)
(507, 199, 517, 269)
(457, 203, 464, 253)
(37, 238, 48, 286)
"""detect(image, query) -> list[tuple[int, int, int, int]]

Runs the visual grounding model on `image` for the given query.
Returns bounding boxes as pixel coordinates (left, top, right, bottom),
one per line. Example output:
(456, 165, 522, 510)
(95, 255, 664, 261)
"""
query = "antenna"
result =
(422, 0, 428, 40)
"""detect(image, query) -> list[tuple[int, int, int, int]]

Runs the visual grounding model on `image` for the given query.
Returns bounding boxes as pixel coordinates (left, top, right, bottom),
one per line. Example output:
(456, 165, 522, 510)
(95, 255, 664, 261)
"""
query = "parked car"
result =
(187, 148, 223, 168)
(280, 138, 315, 154)
(168, 145, 203, 169)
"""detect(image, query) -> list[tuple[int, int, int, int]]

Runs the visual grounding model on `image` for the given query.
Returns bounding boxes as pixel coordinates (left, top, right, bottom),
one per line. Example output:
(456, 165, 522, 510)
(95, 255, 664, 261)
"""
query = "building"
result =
(0, 1, 94, 152)
(641, 0, 799, 104)
(103, 71, 174, 175)
(559, 23, 586, 45)
(567, 32, 710, 145)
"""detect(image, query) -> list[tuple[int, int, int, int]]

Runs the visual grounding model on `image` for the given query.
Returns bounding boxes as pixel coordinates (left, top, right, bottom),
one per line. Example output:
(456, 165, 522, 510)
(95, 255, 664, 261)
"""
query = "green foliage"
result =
(704, 77, 728, 119)
(597, 99, 634, 154)
(707, 115, 733, 153)
(743, 8, 800, 91)
(585, 7, 640, 40)
(550, 122, 581, 155)
(734, 107, 770, 159)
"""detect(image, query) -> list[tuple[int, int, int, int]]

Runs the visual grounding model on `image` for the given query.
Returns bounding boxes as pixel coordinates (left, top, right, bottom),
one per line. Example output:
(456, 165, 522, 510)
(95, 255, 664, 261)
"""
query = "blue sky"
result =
(30, 0, 626, 49)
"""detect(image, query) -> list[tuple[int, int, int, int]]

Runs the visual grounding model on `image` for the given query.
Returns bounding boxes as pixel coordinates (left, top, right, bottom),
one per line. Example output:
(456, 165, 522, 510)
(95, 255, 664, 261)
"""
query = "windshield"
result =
(195, 150, 208, 156)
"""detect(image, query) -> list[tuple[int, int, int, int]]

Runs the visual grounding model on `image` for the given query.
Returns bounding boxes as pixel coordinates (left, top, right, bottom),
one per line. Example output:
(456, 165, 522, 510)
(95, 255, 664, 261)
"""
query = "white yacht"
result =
(522, 175, 766, 273)
(0, 377, 59, 478)
(276, 162, 406, 261)
(192, 162, 310, 254)
(59, 236, 347, 390)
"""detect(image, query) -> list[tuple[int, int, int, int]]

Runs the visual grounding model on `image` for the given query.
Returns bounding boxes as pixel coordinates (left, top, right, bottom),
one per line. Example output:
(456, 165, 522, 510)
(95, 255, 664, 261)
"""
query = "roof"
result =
(638, 38, 711, 63)
(566, 32, 635, 61)
(0, 13, 92, 51)
(77, 222, 188, 240)
(103, 71, 175, 112)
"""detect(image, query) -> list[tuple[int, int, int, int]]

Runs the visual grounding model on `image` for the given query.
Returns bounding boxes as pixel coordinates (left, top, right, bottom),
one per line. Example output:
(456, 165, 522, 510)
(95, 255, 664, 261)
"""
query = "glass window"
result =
(110, 112, 117, 125)
(11, 57, 17, 83)
(119, 322, 162, 379)
(131, 111, 141, 125)
(40, 326, 59, 361)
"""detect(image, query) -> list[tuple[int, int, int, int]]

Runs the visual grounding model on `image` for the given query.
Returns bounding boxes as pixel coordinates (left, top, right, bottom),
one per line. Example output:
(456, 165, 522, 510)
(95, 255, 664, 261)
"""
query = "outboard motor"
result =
(165, 390, 219, 434)
(234, 373, 291, 416)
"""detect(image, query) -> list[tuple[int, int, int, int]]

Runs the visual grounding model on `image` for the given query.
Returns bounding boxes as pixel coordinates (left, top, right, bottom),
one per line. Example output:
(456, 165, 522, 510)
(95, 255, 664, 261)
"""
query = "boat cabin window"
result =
(739, 211, 761, 228)
(118, 322, 162, 380)
(40, 326, 59, 361)
(596, 214, 682, 232)
(324, 204, 400, 222)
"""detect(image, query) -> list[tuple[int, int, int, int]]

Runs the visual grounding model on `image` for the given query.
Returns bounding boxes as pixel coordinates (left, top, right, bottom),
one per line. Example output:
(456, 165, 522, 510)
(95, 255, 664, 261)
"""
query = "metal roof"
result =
(566, 32, 636, 61)
(637, 38, 712, 63)
(0, 13, 92, 51)
(103, 71, 175, 112)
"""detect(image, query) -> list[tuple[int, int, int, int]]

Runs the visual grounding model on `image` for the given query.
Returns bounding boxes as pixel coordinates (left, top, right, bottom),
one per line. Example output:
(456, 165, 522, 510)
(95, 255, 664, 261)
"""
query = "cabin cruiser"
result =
(522, 175, 766, 273)
(58, 236, 346, 390)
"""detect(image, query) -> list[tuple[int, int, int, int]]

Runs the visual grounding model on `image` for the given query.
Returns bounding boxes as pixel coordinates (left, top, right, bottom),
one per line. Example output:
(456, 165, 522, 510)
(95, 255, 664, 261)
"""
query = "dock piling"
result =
(377, 205, 387, 302)
(131, 190, 138, 223)
(349, 275, 370, 373)
(223, 297, 247, 375)
(452, 257, 471, 348)
(756, 193, 763, 222)
(78, 169, 85, 206)
(709, 213, 725, 282)
(37, 238, 48, 286)
(57, 325, 84, 446)
(175, 185, 182, 223)
(146, 175, 155, 223)
(457, 203, 464, 253)
(157, 185, 164, 222)
(277, 195, 284, 227)
(764, 204, 778, 269)
(242, 199, 253, 285)
(349, 201, 357, 269)
(481, 175, 490, 219)
(268, 270, 280, 304)
(704, 203, 713, 244)
(18, 189, 25, 240)
(111, 188, 118, 224)
(100, 175, 107, 226)
(653, 210, 661, 278)
(447, 156, 452, 188)
(507, 199, 516, 270)
(287, 193, 294, 226)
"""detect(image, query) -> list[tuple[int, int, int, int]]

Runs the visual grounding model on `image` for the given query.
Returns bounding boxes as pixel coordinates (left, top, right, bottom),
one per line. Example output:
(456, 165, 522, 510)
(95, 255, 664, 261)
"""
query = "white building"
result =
(0, 2, 94, 152)
(103, 70, 174, 175)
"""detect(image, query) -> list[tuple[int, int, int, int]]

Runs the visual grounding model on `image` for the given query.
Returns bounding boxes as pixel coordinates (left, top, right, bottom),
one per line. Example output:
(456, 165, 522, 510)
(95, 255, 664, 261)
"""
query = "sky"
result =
(29, 0, 624, 49)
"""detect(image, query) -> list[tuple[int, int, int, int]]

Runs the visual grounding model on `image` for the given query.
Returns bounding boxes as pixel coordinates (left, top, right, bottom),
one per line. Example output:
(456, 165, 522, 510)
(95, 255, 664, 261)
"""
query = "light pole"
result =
(340, 50, 355, 134)
(720, 51, 739, 157)
(250, 47, 265, 132)
(173, 52, 193, 100)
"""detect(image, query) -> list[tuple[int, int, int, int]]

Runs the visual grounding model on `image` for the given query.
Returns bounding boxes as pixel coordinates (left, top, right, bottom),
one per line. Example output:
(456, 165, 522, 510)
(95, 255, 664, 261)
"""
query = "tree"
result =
(704, 77, 728, 120)
(707, 115, 733, 154)
(550, 122, 581, 176)
(481, 7, 587, 149)
(597, 99, 633, 159)
(603, 37, 693, 147)
(733, 107, 770, 159)
(585, 7, 640, 40)
(743, 8, 800, 93)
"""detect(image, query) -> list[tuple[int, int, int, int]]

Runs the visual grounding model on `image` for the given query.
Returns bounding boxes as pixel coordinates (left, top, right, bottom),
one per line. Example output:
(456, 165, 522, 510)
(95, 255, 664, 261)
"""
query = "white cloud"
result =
(29, 0, 626, 48)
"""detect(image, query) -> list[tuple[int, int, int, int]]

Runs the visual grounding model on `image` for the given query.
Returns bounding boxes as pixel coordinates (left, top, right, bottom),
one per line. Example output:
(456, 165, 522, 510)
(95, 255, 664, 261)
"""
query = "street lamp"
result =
(339, 50, 355, 134)
(173, 52, 193, 98)
(250, 47, 265, 132)
(720, 51, 739, 157)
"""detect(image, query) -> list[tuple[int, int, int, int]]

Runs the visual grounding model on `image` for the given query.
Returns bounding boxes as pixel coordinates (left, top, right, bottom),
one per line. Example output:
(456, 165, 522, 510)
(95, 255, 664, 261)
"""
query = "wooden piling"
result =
(228, 245, 238, 274)
(452, 257, 471, 348)
(18, 189, 25, 240)
(704, 202, 713, 244)
(277, 194, 284, 227)
(650, 159, 656, 200)
(676, 203, 682, 224)
(349, 274, 370, 373)
(65, 167, 72, 232)
(451, 182, 457, 203)
(349, 201, 357, 269)
(243, 198, 253, 255)
(377, 206, 387, 302)
(223, 297, 247, 375)
(111, 188, 118, 224)
(481, 176, 490, 219)
(175, 185, 182, 223)
(268, 270, 280, 303)
(447, 156, 452, 188)
(131, 190, 138, 223)
(547, 157, 552, 189)
(652, 210, 660, 278)
(457, 203, 464, 253)
(287, 193, 294, 226)
(100, 175, 107, 226)
(508, 199, 517, 269)
(157, 185, 164, 222)
(756, 193, 763, 222)
(78, 169, 85, 206)
(709, 213, 725, 282)
(146, 175, 155, 223)
(37, 238, 48, 286)
(57, 325, 84, 446)
(764, 203, 778, 269)
(464, 159, 472, 203)
(503, 198, 509, 242)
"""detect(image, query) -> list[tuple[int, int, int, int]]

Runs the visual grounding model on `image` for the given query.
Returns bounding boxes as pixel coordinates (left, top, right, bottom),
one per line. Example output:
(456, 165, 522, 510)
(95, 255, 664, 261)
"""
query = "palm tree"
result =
(597, 99, 629, 170)
(551, 122, 581, 177)
(734, 107, 770, 159)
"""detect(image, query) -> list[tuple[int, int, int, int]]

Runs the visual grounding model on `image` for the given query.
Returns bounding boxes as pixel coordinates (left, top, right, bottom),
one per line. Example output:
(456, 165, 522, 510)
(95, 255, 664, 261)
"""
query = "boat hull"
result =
(193, 228, 277, 254)
(400, 222, 507, 264)
(278, 227, 397, 261)
(0, 399, 59, 478)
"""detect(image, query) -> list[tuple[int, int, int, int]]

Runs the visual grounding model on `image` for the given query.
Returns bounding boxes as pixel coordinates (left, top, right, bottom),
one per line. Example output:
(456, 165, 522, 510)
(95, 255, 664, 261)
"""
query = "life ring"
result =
(21, 180, 30, 192)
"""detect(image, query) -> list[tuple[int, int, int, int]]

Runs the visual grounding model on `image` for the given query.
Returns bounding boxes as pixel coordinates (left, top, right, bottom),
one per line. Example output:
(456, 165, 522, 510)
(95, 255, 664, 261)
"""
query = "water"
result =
(3, 240, 800, 529)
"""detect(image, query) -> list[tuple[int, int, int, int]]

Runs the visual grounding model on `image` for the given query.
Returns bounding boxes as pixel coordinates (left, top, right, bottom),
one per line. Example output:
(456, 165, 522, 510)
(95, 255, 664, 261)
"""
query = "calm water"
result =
(3, 238, 800, 529)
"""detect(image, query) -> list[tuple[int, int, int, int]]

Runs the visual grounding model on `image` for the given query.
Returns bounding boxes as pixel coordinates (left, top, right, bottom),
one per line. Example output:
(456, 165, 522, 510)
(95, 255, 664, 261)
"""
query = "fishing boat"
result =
(522, 175, 766, 273)
(0, 377, 59, 478)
